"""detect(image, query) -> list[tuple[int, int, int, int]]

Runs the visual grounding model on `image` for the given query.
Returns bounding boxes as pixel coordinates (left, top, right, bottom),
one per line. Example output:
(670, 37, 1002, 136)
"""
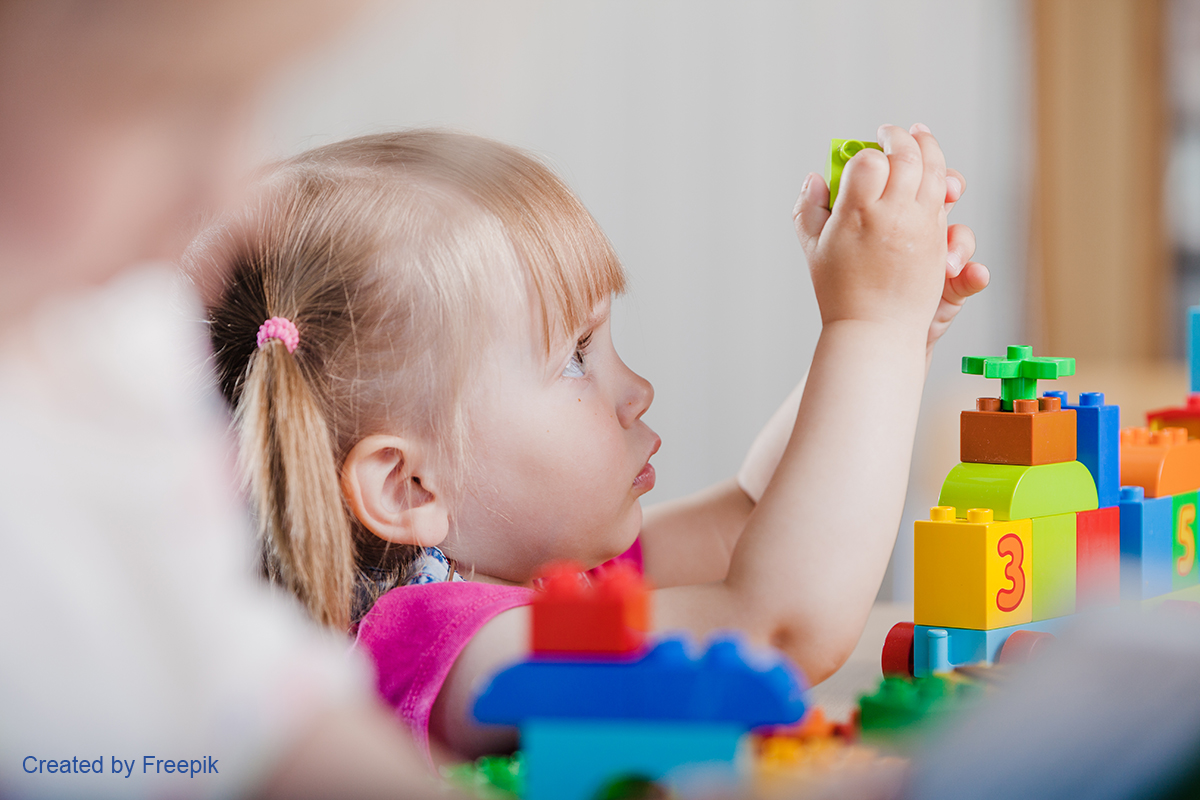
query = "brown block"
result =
(961, 396, 1077, 466)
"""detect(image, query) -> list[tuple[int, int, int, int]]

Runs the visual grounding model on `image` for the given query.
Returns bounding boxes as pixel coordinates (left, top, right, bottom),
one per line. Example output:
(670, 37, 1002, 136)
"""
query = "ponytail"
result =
(237, 335, 356, 630)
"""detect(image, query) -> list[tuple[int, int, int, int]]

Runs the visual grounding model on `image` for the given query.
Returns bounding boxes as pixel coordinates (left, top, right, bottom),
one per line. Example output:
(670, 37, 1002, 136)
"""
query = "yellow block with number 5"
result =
(915, 507, 1034, 630)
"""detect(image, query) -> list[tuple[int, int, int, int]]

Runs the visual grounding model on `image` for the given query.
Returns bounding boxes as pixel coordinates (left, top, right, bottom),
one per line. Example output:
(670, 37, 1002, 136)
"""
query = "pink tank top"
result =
(354, 540, 643, 763)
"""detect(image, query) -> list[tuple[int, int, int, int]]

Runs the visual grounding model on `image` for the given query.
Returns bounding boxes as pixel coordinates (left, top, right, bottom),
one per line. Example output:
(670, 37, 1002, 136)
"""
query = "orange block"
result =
(531, 560, 649, 655)
(960, 395, 1076, 466)
(1120, 427, 1200, 498)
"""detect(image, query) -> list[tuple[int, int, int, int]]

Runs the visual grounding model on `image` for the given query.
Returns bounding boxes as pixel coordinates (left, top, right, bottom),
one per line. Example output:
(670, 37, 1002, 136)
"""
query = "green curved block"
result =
(938, 461, 1098, 521)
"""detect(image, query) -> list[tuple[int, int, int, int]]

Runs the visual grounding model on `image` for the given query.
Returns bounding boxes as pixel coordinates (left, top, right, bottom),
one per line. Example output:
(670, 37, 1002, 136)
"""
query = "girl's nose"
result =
(617, 364, 653, 428)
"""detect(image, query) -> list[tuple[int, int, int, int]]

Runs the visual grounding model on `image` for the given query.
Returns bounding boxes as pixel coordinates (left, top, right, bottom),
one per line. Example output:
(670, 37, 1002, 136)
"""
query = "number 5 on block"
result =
(915, 507, 1034, 630)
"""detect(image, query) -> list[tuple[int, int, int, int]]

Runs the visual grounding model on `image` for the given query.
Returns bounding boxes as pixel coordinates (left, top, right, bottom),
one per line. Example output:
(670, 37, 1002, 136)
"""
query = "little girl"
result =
(193, 127, 987, 761)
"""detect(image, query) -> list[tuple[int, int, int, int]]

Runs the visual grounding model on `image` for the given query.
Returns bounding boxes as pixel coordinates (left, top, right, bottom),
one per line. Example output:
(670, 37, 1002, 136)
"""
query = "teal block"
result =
(912, 617, 1070, 677)
(522, 720, 741, 800)
(1172, 491, 1199, 591)
(1190, 307, 1200, 394)
(828, 138, 882, 208)
(938, 460, 1099, 521)
(1031, 513, 1076, 620)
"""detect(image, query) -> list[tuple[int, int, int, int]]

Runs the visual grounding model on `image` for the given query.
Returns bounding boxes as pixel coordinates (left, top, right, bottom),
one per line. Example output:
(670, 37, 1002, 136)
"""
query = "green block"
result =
(441, 753, 523, 799)
(1031, 513, 1076, 620)
(938, 461, 1098, 521)
(858, 675, 981, 738)
(828, 138, 882, 209)
(1172, 492, 1199, 591)
(962, 345, 1075, 411)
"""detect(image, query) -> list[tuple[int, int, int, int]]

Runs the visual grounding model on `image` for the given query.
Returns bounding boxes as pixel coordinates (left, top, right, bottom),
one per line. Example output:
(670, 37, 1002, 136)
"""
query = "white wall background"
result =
(260, 0, 1029, 600)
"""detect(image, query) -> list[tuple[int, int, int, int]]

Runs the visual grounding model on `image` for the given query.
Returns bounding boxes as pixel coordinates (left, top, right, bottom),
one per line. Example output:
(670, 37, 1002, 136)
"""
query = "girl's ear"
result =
(340, 434, 450, 548)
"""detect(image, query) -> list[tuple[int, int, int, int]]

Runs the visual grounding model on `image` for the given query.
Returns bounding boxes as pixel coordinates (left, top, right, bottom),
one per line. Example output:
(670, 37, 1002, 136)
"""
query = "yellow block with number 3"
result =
(915, 506, 1034, 630)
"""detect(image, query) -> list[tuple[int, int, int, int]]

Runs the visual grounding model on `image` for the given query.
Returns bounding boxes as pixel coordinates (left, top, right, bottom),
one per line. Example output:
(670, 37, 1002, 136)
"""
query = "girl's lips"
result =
(633, 462, 656, 492)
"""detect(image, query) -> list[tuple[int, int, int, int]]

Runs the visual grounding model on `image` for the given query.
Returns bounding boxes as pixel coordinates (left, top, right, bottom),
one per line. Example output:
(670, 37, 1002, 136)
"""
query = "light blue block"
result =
(1119, 485, 1174, 600)
(913, 618, 1071, 677)
(522, 720, 741, 800)
(1190, 307, 1200, 394)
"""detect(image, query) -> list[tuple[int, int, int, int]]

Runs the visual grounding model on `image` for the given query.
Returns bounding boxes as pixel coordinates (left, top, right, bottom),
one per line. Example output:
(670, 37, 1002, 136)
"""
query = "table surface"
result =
(806, 602, 913, 723)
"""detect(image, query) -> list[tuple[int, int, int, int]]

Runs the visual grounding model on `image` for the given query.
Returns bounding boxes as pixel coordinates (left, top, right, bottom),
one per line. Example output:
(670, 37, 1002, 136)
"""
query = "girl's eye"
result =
(562, 332, 592, 378)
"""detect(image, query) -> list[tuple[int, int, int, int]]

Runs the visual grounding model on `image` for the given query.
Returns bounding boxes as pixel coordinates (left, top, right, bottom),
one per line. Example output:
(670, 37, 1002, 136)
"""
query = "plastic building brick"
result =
(914, 507, 1034, 630)
(1192, 306, 1200, 394)
(938, 460, 1098, 521)
(827, 138, 882, 209)
(474, 633, 807, 800)
(1030, 512, 1077, 621)
(911, 617, 1069, 677)
(531, 560, 649, 655)
(1147, 394, 1200, 440)
(960, 395, 1076, 466)
(474, 635, 807, 726)
(441, 753, 523, 799)
(962, 345, 1075, 411)
(1044, 390, 1121, 508)
(520, 720, 738, 800)
(1173, 491, 1199, 591)
(1119, 485, 1174, 600)
(1120, 426, 1200, 498)
(857, 675, 982, 737)
(1076, 506, 1121, 610)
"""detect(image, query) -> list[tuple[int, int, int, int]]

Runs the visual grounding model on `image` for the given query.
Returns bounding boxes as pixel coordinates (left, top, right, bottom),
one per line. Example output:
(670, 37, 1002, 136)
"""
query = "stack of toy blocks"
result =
(912, 346, 1115, 675)
(1042, 390, 1122, 608)
(1121, 304, 1200, 599)
(472, 562, 807, 800)
(1117, 426, 1200, 596)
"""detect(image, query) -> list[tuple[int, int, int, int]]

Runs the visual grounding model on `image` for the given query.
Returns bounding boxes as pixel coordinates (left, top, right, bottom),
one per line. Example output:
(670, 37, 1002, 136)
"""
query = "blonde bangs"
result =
(480, 162, 627, 352)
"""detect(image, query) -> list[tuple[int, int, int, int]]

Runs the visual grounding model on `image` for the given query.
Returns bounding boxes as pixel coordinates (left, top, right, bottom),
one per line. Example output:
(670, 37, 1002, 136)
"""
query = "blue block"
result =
(913, 618, 1070, 677)
(522, 720, 741, 800)
(1190, 307, 1200, 394)
(1044, 390, 1120, 508)
(1119, 485, 1174, 600)
(473, 635, 807, 727)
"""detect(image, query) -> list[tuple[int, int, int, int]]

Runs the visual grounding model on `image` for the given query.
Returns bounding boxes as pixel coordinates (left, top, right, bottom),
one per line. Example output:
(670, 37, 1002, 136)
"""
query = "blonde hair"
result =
(193, 130, 626, 630)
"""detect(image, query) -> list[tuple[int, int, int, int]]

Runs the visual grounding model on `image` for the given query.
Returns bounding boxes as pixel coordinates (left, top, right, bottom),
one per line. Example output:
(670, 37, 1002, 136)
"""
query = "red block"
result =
(1077, 506, 1120, 609)
(531, 560, 649, 656)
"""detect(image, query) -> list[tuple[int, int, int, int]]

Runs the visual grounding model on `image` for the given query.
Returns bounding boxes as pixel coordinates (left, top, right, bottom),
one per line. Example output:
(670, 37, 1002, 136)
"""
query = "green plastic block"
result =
(441, 753, 523, 799)
(1172, 492, 1199, 591)
(938, 461, 1098, 521)
(858, 675, 981, 737)
(962, 345, 1075, 411)
(1031, 512, 1076, 620)
(828, 138, 882, 209)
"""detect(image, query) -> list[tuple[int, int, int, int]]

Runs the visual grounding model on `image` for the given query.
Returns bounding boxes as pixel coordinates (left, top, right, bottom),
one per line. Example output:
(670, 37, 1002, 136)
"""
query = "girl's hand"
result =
(794, 124, 985, 342)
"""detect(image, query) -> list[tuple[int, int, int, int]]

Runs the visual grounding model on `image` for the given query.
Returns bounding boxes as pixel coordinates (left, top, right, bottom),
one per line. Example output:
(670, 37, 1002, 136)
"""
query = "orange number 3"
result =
(1178, 505, 1196, 578)
(996, 533, 1026, 613)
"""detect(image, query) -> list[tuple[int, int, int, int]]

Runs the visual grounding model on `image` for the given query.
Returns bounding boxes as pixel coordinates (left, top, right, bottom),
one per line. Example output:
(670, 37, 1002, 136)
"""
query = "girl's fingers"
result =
(910, 124, 948, 207)
(945, 168, 966, 213)
(944, 261, 990, 306)
(946, 223, 977, 278)
(878, 124, 924, 201)
(794, 172, 831, 250)
(928, 261, 990, 351)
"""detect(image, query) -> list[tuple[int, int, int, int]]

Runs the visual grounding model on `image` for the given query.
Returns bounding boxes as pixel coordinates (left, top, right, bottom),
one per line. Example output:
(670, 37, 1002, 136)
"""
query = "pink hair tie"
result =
(257, 316, 300, 354)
